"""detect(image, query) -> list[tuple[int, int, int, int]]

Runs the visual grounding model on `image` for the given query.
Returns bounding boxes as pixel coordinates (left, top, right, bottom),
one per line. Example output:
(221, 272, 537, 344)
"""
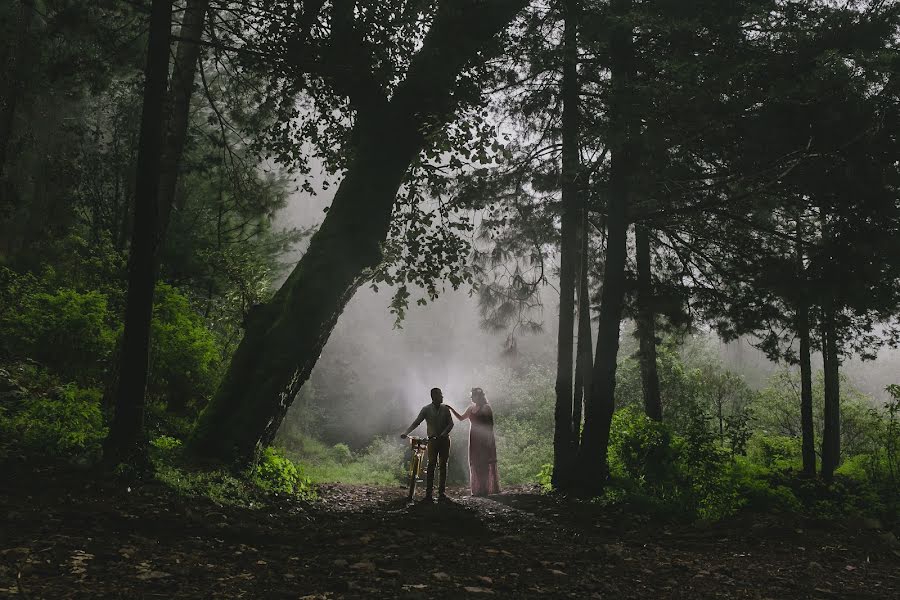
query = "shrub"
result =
(253, 447, 316, 499)
(0, 268, 225, 416)
(856, 386, 900, 487)
(728, 459, 801, 513)
(357, 436, 406, 482)
(724, 408, 753, 456)
(496, 416, 553, 484)
(0, 267, 116, 383)
(331, 442, 353, 464)
(755, 369, 879, 458)
(153, 463, 256, 507)
(609, 406, 676, 485)
(0, 383, 106, 459)
(537, 463, 553, 491)
(835, 454, 870, 481)
(747, 433, 801, 470)
(742, 480, 802, 513)
(605, 404, 735, 519)
(673, 408, 733, 519)
(276, 432, 405, 485)
(487, 364, 554, 485)
(149, 435, 184, 462)
(148, 284, 222, 414)
(148, 439, 316, 506)
(789, 476, 886, 520)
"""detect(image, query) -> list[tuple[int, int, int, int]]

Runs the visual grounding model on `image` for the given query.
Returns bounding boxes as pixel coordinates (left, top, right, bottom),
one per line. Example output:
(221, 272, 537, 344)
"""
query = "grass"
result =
(276, 433, 407, 486)
(149, 436, 317, 506)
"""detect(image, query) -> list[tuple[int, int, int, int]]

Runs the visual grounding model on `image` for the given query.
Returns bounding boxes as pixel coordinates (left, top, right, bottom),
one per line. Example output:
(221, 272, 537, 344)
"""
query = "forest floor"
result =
(1, 467, 899, 599)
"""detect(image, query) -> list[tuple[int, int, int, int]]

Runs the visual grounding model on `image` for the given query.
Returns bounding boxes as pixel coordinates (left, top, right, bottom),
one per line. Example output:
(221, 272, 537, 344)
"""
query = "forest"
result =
(1, 0, 899, 597)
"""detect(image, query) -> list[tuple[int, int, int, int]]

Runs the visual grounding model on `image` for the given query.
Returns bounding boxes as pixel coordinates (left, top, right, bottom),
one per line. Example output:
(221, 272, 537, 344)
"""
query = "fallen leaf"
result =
(350, 561, 375, 572)
(135, 570, 171, 580)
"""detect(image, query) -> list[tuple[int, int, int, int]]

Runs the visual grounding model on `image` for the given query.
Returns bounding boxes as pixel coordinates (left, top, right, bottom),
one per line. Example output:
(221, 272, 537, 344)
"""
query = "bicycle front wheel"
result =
(407, 455, 419, 500)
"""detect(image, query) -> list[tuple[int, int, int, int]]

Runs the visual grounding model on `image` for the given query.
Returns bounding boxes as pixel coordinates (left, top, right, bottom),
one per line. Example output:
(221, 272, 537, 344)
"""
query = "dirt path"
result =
(1, 471, 898, 598)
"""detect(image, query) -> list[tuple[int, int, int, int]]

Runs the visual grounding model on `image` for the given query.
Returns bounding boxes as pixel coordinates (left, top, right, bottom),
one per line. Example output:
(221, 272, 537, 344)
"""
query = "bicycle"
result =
(405, 435, 431, 501)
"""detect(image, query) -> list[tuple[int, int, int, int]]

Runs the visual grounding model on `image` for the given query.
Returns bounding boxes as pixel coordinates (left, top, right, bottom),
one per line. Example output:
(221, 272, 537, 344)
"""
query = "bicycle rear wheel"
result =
(407, 454, 419, 500)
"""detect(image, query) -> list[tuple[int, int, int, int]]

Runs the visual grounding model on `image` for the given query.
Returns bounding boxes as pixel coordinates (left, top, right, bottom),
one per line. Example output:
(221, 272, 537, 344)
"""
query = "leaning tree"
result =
(188, 0, 532, 464)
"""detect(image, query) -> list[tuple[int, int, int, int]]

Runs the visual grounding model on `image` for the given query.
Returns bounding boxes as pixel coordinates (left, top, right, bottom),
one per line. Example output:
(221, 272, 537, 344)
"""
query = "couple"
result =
(400, 387, 501, 502)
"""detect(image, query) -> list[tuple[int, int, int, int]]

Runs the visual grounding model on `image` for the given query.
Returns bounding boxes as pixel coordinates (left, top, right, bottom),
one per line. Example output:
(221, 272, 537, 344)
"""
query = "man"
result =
(401, 387, 453, 502)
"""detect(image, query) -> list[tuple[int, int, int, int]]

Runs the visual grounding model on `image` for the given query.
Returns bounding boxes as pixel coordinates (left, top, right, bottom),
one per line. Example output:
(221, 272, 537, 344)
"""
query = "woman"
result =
(449, 387, 500, 497)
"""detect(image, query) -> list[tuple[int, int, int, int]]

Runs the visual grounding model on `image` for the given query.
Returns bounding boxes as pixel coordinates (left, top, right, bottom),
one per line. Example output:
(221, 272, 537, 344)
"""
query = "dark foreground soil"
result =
(1, 468, 898, 599)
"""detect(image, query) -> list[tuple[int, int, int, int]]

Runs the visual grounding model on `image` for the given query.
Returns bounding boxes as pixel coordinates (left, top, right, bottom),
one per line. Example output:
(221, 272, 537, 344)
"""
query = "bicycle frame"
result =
(406, 436, 429, 501)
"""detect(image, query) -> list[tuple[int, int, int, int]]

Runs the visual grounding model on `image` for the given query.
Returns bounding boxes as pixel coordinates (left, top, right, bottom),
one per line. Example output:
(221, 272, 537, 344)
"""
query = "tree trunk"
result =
(158, 0, 210, 232)
(821, 311, 841, 482)
(797, 306, 815, 476)
(166, 378, 190, 416)
(188, 119, 420, 463)
(795, 221, 815, 477)
(187, 0, 529, 465)
(103, 0, 173, 464)
(716, 395, 724, 440)
(635, 224, 661, 421)
(103, 0, 210, 462)
(575, 0, 635, 495)
(0, 0, 34, 203)
(552, 0, 581, 490)
(819, 209, 841, 482)
(0, 0, 34, 218)
(572, 211, 592, 448)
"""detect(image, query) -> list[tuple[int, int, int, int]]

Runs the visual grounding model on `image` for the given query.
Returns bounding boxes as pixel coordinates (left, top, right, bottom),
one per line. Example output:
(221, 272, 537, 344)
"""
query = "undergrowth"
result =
(277, 433, 406, 486)
(150, 436, 317, 506)
(542, 402, 900, 525)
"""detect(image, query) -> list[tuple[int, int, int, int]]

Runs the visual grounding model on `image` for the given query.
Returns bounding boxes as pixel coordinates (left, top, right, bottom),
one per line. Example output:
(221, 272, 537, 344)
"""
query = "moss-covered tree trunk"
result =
(552, 0, 581, 490)
(188, 0, 529, 465)
(635, 224, 661, 421)
(575, 0, 634, 495)
(103, 0, 173, 464)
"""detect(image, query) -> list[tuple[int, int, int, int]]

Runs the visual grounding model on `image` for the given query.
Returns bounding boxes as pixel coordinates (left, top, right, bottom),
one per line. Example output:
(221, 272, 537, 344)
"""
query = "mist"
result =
(272, 172, 554, 446)
(271, 166, 900, 463)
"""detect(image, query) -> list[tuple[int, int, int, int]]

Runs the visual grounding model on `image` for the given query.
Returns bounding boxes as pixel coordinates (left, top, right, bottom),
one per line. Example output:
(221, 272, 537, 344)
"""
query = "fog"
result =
(273, 176, 900, 450)
(274, 173, 557, 447)
(714, 335, 900, 404)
